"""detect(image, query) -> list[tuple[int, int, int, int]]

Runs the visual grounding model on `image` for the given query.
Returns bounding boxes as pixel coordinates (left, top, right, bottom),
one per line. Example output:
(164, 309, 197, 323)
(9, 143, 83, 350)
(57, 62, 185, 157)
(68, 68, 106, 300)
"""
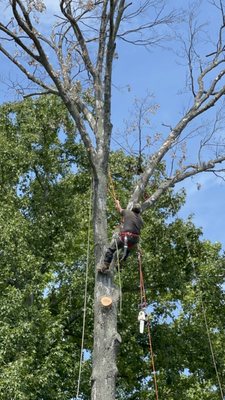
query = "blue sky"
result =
(111, 49, 225, 248)
(0, 0, 224, 249)
(110, 1, 225, 249)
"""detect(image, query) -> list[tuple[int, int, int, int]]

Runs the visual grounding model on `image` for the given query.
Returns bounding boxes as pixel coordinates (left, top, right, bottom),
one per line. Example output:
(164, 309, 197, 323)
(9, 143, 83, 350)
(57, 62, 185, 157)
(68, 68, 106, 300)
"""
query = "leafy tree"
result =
(0, 97, 225, 399)
(0, 2, 225, 398)
(0, 97, 94, 399)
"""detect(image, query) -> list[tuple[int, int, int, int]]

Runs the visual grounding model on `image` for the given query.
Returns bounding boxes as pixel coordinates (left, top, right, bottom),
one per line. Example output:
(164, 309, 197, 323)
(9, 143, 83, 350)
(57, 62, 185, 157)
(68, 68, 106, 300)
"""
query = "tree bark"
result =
(92, 274, 121, 400)
(91, 162, 121, 399)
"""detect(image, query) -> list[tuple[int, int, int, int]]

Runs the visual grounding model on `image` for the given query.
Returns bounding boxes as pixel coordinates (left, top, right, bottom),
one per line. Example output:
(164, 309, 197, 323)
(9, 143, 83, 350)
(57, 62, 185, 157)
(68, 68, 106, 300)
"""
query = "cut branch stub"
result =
(100, 296, 113, 307)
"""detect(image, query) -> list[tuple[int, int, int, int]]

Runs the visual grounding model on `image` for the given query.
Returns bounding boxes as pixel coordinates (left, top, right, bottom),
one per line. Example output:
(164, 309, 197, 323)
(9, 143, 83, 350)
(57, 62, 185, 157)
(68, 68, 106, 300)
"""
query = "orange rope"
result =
(138, 249, 159, 400)
(108, 169, 118, 205)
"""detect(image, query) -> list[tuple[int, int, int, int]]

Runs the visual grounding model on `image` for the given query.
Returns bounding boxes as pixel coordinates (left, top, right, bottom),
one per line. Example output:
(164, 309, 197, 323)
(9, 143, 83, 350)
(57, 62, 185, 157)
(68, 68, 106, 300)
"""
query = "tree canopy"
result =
(1, 2, 225, 398)
(0, 97, 224, 399)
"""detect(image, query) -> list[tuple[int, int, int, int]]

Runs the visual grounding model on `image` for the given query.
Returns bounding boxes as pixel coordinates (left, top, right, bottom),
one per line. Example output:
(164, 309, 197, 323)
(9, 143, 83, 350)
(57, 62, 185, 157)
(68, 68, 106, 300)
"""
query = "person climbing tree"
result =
(98, 199, 144, 272)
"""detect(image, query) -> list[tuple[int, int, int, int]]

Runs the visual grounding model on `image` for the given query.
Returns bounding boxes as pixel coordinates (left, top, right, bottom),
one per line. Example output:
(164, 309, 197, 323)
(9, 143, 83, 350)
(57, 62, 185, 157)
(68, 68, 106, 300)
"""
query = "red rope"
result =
(138, 249, 159, 400)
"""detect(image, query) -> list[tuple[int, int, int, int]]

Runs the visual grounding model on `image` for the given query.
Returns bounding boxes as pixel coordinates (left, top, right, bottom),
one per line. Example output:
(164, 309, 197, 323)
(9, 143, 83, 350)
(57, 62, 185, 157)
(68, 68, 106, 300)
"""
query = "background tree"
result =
(0, 97, 225, 399)
(0, 96, 93, 399)
(0, 1, 225, 399)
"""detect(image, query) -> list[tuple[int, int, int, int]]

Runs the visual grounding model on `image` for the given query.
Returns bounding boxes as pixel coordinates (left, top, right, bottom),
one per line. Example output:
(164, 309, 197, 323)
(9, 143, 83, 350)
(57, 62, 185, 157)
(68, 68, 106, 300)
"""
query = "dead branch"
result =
(141, 155, 225, 211)
(60, 0, 96, 80)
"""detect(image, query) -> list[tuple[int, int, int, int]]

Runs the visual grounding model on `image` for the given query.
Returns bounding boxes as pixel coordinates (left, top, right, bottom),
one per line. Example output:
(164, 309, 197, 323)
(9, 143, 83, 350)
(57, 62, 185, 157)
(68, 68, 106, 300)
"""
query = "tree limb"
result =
(96, 0, 109, 78)
(141, 155, 225, 211)
(23, 90, 57, 98)
(0, 43, 58, 94)
(11, 0, 65, 93)
(60, 0, 96, 80)
(113, 0, 126, 42)
(0, 22, 39, 60)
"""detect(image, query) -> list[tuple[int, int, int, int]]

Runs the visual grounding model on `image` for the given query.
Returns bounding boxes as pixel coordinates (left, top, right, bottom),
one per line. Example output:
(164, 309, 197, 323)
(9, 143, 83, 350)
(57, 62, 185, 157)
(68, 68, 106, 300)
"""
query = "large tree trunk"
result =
(91, 166, 121, 400)
(91, 274, 121, 399)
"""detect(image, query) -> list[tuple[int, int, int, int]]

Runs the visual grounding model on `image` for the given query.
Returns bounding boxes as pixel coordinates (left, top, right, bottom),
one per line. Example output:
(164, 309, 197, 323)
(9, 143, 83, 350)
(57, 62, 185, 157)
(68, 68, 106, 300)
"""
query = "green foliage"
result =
(116, 211, 225, 400)
(0, 97, 93, 399)
(0, 97, 224, 399)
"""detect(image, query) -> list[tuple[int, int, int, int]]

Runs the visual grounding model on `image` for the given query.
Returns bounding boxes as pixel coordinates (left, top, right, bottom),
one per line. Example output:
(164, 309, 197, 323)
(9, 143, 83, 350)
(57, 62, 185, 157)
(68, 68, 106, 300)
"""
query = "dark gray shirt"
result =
(120, 210, 144, 235)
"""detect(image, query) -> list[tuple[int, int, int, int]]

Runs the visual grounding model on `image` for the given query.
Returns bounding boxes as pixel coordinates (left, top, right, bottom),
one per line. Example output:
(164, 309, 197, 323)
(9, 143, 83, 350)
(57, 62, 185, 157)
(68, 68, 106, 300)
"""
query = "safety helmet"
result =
(132, 203, 142, 213)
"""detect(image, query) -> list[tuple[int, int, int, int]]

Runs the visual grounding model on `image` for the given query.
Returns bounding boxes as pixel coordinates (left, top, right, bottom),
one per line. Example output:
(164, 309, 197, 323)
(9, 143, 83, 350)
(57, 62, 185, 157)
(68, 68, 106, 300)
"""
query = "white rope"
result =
(115, 238, 123, 315)
(76, 181, 92, 399)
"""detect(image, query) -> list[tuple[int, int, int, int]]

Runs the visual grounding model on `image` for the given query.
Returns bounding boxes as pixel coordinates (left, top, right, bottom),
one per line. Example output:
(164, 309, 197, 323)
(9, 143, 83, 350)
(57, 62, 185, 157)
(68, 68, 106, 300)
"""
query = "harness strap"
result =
(121, 235, 128, 260)
(120, 232, 139, 250)
(120, 231, 140, 238)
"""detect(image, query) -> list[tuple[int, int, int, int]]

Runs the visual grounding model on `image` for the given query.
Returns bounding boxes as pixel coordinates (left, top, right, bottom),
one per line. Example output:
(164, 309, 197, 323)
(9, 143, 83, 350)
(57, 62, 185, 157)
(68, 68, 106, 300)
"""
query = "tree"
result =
(0, 97, 225, 399)
(0, 97, 94, 399)
(0, 1, 225, 398)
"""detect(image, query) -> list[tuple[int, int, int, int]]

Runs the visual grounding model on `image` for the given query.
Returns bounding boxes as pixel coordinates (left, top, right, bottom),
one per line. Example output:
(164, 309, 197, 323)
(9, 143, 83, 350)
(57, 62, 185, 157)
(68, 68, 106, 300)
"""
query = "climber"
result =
(98, 199, 144, 272)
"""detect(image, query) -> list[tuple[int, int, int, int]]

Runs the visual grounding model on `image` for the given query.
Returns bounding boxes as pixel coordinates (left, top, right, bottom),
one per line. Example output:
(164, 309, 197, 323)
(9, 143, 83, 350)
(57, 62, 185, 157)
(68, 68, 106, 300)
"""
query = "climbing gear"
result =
(120, 231, 139, 238)
(132, 203, 142, 213)
(108, 168, 118, 207)
(120, 231, 139, 250)
(112, 230, 120, 240)
(97, 262, 110, 273)
(120, 234, 128, 261)
(138, 310, 146, 334)
(119, 232, 140, 261)
(76, 180, 92, 399)
(115, 238, 123, 315)
(137, 247, 159, 400)
(108, 168, 140, 258)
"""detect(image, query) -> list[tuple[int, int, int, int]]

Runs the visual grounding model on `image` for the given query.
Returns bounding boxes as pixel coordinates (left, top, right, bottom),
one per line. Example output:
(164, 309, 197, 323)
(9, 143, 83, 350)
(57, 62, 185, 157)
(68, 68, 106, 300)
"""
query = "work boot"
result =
(97, 262, 110, 273)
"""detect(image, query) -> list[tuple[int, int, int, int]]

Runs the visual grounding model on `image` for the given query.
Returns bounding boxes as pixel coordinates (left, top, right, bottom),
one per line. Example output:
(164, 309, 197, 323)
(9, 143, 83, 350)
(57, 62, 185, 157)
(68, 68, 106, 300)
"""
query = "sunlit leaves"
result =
(0, 96, 224, 399)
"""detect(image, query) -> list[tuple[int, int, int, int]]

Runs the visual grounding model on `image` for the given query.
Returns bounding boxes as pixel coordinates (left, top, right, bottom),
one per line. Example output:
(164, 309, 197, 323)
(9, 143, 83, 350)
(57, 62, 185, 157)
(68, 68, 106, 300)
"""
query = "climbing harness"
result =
(120, 231, 140, 239)
(120, 232, 140, 260)
(137, 248, 159, 400)
(120, 234, 128, 261)
(76, 181, 92, 399)
(108, 168, 137, 261)
(109, 168, 159, 397)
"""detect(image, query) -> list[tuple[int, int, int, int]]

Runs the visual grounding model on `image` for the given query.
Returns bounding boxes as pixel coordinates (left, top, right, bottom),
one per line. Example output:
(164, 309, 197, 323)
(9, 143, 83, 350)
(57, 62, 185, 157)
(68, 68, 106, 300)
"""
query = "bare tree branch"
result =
(60, 0, 96, 80)
(96, 0, 108, 77)
(113, 0, 126, 41)
(0, 22, 39, 60)
(11, 0, 67, 94)
(1, 2, 225, 399)
(23, 90, 57, 98)
(100, 0, 117, 150)
(142, 155, 225, 211)
(0, 43, 58, 94)
(129, 53, 225, 207)
(128, 88, 225, 205)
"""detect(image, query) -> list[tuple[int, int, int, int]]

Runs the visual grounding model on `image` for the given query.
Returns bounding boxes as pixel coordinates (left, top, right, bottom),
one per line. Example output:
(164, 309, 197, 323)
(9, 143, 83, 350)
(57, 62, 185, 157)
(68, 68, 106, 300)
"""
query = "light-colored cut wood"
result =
(100, 296, 112, 307)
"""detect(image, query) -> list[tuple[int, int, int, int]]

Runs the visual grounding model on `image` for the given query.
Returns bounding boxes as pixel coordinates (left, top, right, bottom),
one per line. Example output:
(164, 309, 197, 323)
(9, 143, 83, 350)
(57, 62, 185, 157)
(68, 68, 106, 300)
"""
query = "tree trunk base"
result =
(91, 273, 121, 400)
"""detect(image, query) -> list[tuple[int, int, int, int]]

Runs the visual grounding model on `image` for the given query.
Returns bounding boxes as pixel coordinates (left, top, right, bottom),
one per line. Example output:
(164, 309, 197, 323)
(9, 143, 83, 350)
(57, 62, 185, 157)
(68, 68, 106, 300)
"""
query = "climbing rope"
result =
(184, 238, 224, 400)
(108, 168, 118, 206)
(115, 238, 123, 315)
(76, 181, 93, 399)
(137, 248, 159, 400)
(108, 167, 123, 313)
(109, 167, 159, 395)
